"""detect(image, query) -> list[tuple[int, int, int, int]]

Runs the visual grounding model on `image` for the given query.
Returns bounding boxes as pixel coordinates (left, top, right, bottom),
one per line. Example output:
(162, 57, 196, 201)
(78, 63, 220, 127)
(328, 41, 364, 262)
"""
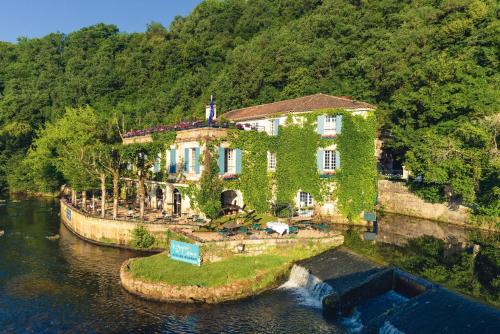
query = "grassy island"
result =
(121, 245, 333, 303)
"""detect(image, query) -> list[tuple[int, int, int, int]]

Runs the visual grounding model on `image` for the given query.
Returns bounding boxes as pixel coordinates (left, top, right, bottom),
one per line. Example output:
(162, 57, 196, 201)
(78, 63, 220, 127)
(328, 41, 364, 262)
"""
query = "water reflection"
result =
(0, 198, 341, 333)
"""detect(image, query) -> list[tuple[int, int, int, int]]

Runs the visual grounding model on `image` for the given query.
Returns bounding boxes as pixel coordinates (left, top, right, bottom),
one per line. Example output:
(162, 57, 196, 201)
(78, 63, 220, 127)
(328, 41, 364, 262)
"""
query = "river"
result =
(0, 197, 497, 333)
(0, 197, 342, 333)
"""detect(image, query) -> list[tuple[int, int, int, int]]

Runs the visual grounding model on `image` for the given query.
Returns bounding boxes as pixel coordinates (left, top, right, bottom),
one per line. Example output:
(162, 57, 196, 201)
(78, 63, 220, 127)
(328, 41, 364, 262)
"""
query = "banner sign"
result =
(170, 240, 201, 266)
(66, 207, 72, 221)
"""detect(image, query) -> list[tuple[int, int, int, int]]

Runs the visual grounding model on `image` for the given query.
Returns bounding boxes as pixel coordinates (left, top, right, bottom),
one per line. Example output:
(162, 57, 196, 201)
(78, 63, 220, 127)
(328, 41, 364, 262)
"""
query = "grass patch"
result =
(128, 243, 332, 289)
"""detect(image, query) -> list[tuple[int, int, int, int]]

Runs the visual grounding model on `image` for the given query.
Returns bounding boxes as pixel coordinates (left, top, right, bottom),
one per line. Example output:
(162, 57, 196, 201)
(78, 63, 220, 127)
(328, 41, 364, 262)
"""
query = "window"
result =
(299, 192, 313, 207)
(189, 148, 196, 173)
(267, 152, 276, 170)
(224, 148, 235, 173)
(324, 115, 337, 135)
(268, 119, 275, 136)
(324, 150, 336, 170)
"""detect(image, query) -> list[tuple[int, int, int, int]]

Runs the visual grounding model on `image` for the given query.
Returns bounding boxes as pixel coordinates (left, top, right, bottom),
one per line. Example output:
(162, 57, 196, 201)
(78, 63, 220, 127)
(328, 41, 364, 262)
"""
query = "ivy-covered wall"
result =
(227, 109, 378, 221)
(141, 110, 377, 221)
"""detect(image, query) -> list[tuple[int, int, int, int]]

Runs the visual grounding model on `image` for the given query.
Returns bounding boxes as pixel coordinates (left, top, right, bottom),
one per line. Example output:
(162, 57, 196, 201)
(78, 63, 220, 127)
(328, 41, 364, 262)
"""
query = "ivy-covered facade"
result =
(122, 94, 377, 222)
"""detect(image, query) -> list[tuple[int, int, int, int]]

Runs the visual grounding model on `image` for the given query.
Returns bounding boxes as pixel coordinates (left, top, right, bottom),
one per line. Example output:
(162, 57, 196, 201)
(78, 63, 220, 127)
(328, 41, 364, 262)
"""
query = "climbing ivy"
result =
(228, 130, 272, 213)
(335, 112, 378, 221)
(196, 142, 224, 218)
(275, 118, 322, 205)
(226, 109, 377, 221)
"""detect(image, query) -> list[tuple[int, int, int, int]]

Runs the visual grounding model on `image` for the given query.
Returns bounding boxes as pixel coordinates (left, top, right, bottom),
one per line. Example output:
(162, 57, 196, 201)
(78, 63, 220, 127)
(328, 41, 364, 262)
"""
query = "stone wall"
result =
(60, 200, 173, 248)
(201, 234, 344, 262)
(378, 180, 469, 224)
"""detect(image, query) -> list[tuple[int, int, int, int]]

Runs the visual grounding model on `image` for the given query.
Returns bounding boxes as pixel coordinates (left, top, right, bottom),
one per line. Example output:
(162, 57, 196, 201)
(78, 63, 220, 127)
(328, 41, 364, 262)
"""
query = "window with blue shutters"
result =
(324, 150, 336, 170)
(317, 115, 325, 135)
(317, 149, 324, 172)
(184, 148, 189, 172)
(336, 115, 342, 134)
(194, 147, 201, 174)
(218, 146, 225, 175)
(169, 149, 176, 173)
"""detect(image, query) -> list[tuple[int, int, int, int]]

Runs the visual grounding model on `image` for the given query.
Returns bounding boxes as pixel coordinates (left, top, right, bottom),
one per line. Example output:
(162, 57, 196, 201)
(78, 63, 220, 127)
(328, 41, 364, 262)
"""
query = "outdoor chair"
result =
(289, 226, 299, 234)
(251, 223, 261, 230)
(264, 227, 276, 235)
(238, 227, 249, 235)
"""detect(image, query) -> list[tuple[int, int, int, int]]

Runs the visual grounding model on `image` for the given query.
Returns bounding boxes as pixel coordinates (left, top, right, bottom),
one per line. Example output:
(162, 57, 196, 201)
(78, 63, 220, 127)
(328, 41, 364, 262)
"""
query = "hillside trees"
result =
(0, 0, 497, 216)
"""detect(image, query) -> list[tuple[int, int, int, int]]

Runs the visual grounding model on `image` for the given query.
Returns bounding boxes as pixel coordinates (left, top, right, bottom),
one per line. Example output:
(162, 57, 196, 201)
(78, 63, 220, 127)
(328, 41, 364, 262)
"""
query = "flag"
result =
(208, 95, 214, 127)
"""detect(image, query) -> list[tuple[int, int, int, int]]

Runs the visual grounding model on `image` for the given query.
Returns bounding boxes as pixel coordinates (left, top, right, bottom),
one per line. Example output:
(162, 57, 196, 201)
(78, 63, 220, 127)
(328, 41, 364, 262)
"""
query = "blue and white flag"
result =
(208, 95, 214, 127)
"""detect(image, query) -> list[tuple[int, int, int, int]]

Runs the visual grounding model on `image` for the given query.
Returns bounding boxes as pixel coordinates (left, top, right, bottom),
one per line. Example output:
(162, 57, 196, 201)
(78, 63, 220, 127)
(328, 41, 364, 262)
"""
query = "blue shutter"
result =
(169, 149, 176, 173)
(184, 148, 189, 172)
(153, 153, 161, 173)
(235, 148, 242, 174)
(218, 147, 225, 175)
(317, 115, 325, 135)
(335, 150, 341, 169)
(336, 115, 342, 134)
(194, 147, 201, 174)
(273, 118, 280, 136)
(317, 149, 324, 172)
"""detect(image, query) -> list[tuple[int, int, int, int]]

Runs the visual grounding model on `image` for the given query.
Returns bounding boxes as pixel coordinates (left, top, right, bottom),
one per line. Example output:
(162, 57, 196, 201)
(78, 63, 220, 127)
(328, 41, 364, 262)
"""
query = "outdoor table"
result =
(266, 222, 289, 235)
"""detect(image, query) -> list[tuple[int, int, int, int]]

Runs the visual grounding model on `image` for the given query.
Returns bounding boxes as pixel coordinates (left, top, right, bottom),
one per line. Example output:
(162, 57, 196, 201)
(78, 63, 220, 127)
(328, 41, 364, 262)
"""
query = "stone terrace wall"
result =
(378, 180, 469, 225)
(201, 234, 344, 262)
(60, 200, 172, 248)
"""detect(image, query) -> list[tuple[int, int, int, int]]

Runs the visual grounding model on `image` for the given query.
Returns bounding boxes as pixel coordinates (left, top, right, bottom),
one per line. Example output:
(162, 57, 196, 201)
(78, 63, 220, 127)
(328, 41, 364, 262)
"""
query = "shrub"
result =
(131, 225, 155, 249)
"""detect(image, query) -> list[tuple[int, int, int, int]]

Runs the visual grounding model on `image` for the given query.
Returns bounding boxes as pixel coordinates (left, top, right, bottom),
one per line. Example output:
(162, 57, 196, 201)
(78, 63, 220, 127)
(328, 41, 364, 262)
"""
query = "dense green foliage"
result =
(130, 225, 156, 249)
(229, 130, 271, 213)
(344, 230, 500, 307)
(275, 118, 323, 204)
(336, 112, 378, 219)
(0, 0, 497, 216)
(196, 143, 224, 218)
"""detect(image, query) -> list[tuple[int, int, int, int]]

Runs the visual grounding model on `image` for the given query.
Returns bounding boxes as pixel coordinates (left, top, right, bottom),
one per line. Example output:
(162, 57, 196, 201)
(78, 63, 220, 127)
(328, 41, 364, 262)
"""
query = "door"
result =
(173, 189, 181, 216)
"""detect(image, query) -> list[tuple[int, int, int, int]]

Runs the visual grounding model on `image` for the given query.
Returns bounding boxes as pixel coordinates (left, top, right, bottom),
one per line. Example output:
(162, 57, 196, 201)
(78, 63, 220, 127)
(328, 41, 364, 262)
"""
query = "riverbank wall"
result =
(378, 180, 470, 224)
(120, 258, 289, 304)
(60, 200, 173, 249)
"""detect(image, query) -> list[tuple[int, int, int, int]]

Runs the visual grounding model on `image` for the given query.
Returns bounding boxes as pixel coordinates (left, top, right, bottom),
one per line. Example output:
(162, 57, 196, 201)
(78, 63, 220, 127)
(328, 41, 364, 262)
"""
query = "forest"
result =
(0, 0, 498, 218)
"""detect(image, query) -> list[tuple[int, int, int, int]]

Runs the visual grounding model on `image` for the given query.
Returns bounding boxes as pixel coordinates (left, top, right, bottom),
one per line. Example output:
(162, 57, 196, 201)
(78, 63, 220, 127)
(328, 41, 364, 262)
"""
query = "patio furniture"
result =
(266, 222, 289, 235)
(289, 226, 299, 234)
(251, 223, 261, 230)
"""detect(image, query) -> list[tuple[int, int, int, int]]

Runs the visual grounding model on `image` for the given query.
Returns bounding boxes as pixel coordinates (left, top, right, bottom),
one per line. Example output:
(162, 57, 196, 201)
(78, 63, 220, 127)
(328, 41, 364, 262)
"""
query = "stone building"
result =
(122, 93, 375, 219)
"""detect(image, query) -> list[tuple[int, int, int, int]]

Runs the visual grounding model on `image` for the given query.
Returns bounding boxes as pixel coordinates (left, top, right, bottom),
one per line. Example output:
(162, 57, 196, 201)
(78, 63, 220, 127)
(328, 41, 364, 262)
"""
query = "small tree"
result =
(196, 143, 223, 218)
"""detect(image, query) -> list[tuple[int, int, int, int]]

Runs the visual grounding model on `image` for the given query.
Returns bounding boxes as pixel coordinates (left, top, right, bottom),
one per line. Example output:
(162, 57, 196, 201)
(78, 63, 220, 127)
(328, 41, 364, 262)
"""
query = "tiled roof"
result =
(223, 93, 375, 121)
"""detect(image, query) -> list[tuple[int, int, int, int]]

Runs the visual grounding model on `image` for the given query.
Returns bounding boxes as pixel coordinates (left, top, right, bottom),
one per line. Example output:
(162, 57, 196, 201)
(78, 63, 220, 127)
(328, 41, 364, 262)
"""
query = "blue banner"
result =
(66, 207, 72, 221)
(170, 240, 201, 266)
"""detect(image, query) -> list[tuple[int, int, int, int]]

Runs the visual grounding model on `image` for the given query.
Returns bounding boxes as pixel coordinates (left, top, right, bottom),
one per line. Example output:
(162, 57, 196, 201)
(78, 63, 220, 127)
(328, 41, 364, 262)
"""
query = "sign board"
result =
(66, 207, 72, 221)
(170, 240, 201, 266)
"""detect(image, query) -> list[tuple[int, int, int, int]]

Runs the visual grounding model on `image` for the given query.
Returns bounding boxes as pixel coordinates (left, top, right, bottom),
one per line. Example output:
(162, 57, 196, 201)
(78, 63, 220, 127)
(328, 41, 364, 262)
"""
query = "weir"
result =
(282, 247, 500, 334)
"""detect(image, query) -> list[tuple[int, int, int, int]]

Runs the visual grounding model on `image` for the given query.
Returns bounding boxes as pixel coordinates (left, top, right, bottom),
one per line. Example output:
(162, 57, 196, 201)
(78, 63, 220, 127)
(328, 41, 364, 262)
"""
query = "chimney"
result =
(206, 104, 217, 120)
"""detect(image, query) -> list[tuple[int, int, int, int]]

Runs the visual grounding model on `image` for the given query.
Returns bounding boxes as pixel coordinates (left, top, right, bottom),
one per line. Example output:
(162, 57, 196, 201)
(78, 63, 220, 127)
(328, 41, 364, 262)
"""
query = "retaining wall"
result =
(60, 200, 173, 247)
(378, 180, 469, 224)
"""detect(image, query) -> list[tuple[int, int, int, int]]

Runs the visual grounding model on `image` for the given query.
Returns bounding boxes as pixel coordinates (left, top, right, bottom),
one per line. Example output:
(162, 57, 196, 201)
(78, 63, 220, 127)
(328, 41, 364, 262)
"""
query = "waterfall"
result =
(280, 264, 333, 308)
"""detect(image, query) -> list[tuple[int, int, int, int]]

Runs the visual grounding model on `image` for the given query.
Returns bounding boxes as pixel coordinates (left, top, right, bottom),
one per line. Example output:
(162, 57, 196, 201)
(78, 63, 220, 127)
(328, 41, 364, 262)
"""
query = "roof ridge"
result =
(224, 93, 326, 115)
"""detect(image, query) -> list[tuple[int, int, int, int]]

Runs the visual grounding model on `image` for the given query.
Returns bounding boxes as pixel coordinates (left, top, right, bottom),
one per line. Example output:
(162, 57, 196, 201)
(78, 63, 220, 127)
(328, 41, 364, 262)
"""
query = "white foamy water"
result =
(340, 308, 364, 333)
(280, 264, 333, 308)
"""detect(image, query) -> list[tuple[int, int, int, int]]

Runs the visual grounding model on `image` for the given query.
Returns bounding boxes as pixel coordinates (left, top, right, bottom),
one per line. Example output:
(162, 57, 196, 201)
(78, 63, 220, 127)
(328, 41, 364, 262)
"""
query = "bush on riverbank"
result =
(343, 230, 500, 307)
(130, 225, 155, 249)
(127, 245, 332, 290)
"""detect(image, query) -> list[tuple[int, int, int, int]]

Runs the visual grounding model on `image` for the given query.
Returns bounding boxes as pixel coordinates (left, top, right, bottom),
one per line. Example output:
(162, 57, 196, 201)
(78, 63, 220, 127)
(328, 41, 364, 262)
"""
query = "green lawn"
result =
(128, 245, 332, 289)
